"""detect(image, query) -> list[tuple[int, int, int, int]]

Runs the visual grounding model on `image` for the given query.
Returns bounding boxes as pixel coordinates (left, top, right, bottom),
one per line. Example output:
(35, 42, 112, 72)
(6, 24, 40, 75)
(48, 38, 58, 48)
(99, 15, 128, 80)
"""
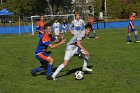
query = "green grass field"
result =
(0, 28, 140, 93)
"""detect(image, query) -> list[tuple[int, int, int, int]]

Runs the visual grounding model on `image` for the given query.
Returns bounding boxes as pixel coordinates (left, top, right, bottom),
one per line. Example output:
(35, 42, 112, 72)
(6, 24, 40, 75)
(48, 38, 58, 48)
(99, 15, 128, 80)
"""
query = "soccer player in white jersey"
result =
(70, 12, 85, 35)
(52, 23, 93, 80)
(53, 19, 60, 39)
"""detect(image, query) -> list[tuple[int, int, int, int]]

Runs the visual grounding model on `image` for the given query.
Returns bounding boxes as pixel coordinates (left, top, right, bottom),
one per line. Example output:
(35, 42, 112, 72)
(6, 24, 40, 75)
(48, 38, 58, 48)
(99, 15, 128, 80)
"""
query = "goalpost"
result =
(31, 14, 75, 35)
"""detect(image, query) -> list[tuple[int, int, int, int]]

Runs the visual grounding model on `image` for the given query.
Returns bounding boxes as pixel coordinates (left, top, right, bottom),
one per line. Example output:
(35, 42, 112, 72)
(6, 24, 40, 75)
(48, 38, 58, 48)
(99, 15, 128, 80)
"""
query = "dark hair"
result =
(44, 23, 51, 30)
(85, 23, 92, 29)
(40, 14, 44, 17)
(75, 11, 80, 16)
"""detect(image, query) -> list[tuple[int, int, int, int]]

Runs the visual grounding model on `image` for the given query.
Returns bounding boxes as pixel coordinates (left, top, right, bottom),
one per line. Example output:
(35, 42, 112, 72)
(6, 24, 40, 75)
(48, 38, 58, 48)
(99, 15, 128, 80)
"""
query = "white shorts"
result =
(54, 29, 60, 35)
(64, 45, 78, 61)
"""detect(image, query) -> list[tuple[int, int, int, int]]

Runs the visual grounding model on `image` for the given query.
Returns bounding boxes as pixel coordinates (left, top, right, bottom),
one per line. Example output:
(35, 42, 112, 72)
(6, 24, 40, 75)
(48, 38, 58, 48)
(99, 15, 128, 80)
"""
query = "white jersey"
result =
(53, 22, 60, 31)
(66, 31, 85, 49)
(53, 22, 60, 36)
(70, 19, 85, 33)
(64, 31, 85, 60)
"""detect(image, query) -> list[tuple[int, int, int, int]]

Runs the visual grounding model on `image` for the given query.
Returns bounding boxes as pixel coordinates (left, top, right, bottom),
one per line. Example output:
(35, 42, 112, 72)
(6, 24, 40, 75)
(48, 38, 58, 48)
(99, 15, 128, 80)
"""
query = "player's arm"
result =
(36, 26, 40, 32)
(69, 21, 74, 35)
(77, 40, 90, 56)
(129, 19, 134, 29)
(82, 20, 86, 31)
(36, 30, 44, 34)
(51, 33, 65, 43)
(36, 25, 44, 34)
(48, 39, 65, 49)
(42, 37, 65, 49)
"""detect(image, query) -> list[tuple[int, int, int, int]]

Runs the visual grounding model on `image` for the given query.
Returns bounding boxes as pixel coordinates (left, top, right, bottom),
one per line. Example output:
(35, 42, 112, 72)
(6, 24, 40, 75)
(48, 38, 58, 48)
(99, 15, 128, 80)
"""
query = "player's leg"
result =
(64, 27, 67, 33)
(31, 55, 47, 76)
(82, 56, 92, 72)
(54, 29, 58, 39)
(134, 30, 140, 43)
(33, 52, 54, 80)
(52, 60, 69, 79)
(39, 61, 48, 75)
(46, 56, 54, 80)
(82, 51, 92, 72)
(62, 29, 64, 33)
(93, 29, 96, 38)
(52, 47, 78, 79)
(56, 29, 60, 39)
(40, 61, 48, 70)
(127, 26, 132, 43)
(93, 29, 99, 39)
(86, 32, 90, 39)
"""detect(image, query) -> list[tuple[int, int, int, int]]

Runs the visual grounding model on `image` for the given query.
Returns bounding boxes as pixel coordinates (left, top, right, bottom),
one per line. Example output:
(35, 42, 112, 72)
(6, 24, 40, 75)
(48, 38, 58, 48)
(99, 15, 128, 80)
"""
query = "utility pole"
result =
(104, 0, 107, 22)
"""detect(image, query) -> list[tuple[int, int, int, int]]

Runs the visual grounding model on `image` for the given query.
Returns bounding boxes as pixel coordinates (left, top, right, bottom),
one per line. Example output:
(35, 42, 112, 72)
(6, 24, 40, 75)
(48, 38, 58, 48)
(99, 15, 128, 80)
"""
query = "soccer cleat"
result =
(52, 75, 56, 80)
(30, 70, 37, 77)
(82, 67, 92, 72)
(129, 40, 132, 42)
(94, 36, 99, 39)
(87, 37, 90, 39)
(135, 40, 140, 43)
(46, 75, 55, 80)
(127, 42, 131, 44)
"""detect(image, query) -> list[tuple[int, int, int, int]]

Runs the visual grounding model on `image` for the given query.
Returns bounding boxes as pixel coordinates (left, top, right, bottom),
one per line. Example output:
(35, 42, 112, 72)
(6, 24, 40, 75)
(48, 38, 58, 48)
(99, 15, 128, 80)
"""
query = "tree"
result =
(94, 0, 102, 17)
(107, 0, 123, 18)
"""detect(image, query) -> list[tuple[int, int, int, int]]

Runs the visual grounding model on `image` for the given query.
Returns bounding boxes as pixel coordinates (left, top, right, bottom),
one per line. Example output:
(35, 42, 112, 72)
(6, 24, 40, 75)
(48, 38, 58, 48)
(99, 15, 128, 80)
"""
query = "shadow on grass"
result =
(32, 66, 93, 77)
(57, 66, 93, 78)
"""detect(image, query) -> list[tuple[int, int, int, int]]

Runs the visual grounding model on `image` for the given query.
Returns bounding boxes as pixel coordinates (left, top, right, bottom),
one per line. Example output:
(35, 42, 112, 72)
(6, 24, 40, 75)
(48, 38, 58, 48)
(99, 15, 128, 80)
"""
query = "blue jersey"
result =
(128, 15, 136, 33)
(35, 34, 55, 54)
(36, 21, 46, 38)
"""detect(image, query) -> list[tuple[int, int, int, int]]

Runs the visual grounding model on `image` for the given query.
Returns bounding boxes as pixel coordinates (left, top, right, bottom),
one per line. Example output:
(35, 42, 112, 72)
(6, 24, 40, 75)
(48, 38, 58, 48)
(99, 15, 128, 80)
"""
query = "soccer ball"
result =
(75, 71, 84, 80)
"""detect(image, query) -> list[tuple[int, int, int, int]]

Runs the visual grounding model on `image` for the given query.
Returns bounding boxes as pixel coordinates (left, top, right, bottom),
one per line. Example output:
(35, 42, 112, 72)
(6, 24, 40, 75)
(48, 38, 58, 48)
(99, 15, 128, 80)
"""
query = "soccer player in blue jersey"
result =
(127, 12, 140, 44)
(36, 15, 46, 38)
(88, 16, 99, 39)
(31, 23, 65, 80)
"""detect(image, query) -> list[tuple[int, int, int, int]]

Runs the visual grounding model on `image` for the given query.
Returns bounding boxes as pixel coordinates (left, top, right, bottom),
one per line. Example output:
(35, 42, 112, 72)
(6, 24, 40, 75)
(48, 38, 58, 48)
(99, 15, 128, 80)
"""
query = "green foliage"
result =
(107, 0, 140, 18)
(107, 0, 123, 18)
(0, 0, 140, 19)
(94, 0, 140, 18)
(94, 0, 103, 16)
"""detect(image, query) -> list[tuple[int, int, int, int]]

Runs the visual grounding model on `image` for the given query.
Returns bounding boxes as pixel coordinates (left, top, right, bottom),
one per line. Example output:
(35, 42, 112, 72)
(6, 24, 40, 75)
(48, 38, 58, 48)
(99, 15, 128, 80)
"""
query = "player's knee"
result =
(47, 57, 54, 64)
(50, 58, 54, 64)
(64, 63, 68, 67)
(63, 60, 69, 67)
(134, 31, 138, 35)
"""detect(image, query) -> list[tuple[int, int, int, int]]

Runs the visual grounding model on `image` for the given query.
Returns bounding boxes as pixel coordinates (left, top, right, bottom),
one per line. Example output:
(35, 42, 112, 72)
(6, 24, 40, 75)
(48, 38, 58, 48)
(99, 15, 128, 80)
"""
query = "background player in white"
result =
(52, 23, 93, 80)
(53, 19, 60, 39)
(69, 12, 85, 35)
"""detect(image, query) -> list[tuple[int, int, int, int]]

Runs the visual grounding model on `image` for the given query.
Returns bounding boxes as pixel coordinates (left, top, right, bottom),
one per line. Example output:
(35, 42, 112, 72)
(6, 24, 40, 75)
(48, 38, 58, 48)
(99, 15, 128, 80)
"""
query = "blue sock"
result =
(32, 67, 44, 73)
(94, 32, 96, 38)
(127, 36, 131, 42)
(135, 35, 138, 41)
(46, 64, 53, 76)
